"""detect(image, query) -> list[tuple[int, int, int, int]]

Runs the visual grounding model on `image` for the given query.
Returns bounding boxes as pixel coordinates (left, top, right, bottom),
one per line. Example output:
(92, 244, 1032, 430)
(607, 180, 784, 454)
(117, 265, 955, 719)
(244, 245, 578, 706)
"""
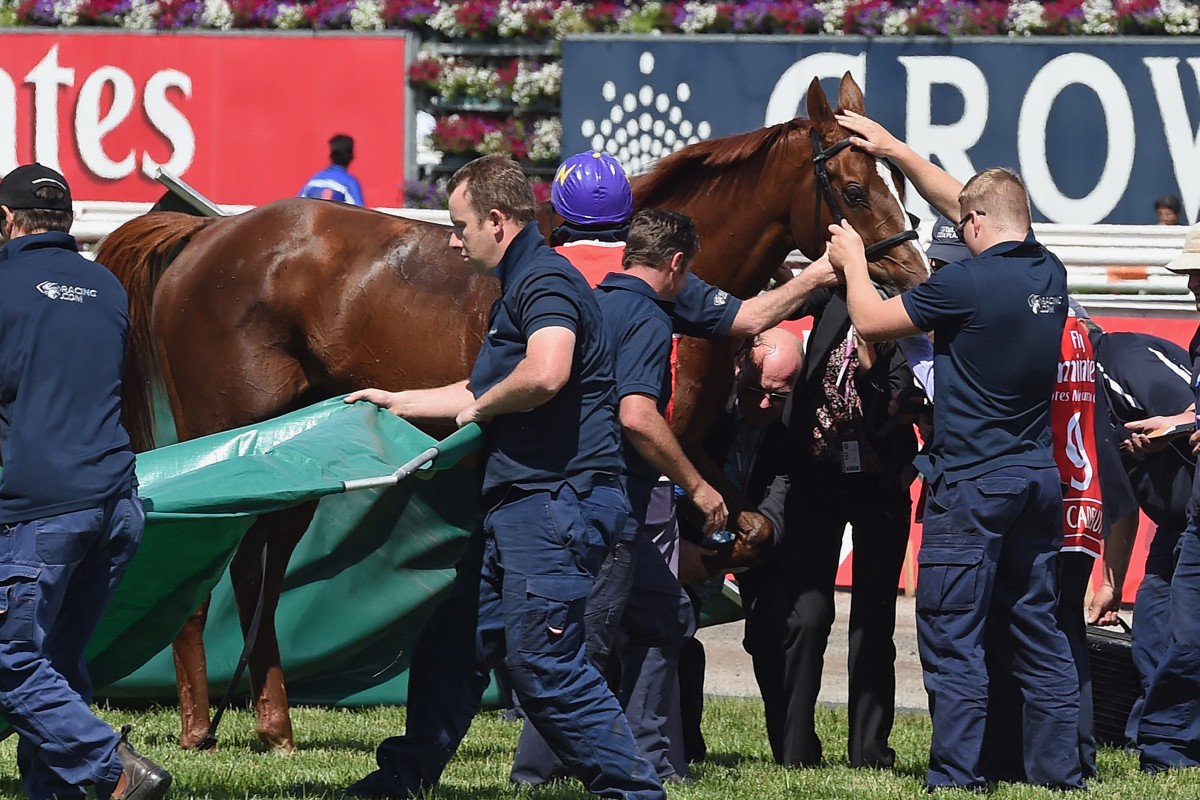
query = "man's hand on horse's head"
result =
(827, 220, 868, 275)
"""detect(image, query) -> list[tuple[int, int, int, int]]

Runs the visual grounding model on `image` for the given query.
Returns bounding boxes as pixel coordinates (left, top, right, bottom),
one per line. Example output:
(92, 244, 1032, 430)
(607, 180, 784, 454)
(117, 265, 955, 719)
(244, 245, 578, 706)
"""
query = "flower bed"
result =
(3, 0, 1198, 38)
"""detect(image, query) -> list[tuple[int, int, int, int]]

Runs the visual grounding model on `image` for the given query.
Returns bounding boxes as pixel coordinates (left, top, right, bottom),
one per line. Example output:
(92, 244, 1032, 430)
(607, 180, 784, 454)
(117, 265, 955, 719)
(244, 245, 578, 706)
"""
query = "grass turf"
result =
(0, 699, 1195, 798)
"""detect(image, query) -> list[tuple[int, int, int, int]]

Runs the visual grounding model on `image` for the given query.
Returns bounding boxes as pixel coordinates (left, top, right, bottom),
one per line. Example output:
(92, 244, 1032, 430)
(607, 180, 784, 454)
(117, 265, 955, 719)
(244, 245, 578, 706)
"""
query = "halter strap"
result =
(810, 128, 918, 261)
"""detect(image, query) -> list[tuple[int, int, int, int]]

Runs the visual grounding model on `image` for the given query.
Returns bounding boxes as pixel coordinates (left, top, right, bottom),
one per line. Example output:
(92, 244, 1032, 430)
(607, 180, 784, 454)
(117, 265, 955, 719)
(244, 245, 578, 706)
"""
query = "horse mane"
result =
(634, 118, 806, 206)
(94, 213, 216, 451)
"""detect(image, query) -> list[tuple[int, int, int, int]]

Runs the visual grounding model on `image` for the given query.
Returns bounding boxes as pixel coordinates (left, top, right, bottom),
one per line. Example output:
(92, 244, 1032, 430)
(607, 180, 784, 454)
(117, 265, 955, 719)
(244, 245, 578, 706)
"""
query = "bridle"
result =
(811, 128, 918, 261)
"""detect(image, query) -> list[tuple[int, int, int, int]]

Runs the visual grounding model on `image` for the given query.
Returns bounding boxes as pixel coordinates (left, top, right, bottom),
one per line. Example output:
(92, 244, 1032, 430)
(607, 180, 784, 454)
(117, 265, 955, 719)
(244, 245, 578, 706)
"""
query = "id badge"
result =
(842, 441, 862, 474)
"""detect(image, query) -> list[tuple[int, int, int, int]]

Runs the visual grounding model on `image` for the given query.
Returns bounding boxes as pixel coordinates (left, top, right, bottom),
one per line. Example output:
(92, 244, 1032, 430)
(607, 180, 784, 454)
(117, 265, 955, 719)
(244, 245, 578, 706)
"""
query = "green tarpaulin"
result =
(90, 398, 482, 705)
(72, 395, 739, 709)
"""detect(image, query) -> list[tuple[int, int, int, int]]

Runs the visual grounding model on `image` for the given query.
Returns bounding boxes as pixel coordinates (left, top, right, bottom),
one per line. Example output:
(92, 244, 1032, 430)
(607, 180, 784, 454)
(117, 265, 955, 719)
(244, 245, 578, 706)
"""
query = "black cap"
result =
(926, 214, 969, 264)
(0, 164, 73, 211)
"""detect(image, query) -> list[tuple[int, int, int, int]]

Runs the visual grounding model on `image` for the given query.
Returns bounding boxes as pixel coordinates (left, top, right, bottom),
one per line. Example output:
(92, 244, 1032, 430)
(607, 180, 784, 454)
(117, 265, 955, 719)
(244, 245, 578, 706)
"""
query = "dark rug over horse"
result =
(94, 74, 926, 752)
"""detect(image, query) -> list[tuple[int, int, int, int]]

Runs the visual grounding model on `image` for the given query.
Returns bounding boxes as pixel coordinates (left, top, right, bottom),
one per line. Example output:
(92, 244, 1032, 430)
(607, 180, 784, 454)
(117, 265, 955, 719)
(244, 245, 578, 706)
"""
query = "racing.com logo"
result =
(37, 281, 98, 303)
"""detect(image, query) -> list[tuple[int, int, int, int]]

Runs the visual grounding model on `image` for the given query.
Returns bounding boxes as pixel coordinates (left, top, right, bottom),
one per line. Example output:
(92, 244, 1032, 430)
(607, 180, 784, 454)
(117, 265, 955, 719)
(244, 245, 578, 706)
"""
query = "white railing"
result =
(72, 202, 1194, 309)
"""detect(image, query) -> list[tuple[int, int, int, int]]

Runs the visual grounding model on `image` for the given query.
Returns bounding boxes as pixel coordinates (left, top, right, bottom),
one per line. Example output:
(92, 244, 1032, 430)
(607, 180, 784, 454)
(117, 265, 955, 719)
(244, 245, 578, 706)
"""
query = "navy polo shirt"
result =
(901, 234, 1067, 484)
(0, 232, 136, 522)
(469, 223, 623, 496)
(1092, 331, 1194, 527)
(594, 272, 675, 514)
(672, 272, 740, 338)
(1186, 325, 1200, 520)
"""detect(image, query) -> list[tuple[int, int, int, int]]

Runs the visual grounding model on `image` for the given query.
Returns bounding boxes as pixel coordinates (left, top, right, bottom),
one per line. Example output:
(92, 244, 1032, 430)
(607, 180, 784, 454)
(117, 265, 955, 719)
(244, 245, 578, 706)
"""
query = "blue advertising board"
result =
(561, 36, 1200, 225)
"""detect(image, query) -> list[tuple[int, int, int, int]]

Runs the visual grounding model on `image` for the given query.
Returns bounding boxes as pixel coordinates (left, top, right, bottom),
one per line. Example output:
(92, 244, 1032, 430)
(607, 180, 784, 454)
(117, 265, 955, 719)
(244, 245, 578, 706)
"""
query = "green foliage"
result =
(0, 700, 1195, 798)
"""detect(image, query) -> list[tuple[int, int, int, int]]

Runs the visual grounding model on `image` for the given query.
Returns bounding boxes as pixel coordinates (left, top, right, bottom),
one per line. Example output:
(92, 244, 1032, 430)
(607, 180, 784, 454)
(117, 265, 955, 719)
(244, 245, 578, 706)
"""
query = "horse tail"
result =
(95, 213, 217, 452)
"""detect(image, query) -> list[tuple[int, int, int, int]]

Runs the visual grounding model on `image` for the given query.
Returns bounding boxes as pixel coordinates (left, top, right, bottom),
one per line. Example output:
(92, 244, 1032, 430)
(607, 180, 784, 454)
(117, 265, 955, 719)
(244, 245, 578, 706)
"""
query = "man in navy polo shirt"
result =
(1086, 325, 1193, 746)
(0, 164, 170, 800)
(1130, 223, 1200, 773)
(343, 155, 663, 800)
(828, 111, 1081, 791)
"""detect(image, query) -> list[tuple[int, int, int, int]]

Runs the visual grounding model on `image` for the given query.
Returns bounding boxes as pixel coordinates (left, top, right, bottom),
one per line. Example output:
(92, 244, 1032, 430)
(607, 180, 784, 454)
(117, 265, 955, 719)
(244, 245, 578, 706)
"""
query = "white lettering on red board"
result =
(0, 45, 194, 180)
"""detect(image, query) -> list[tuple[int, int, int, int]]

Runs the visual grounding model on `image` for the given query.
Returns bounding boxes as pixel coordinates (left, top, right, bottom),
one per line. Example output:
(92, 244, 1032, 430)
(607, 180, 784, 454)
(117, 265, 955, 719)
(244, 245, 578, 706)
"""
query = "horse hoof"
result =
(179, 732, 214, 751)
(260, 734, 296, 755)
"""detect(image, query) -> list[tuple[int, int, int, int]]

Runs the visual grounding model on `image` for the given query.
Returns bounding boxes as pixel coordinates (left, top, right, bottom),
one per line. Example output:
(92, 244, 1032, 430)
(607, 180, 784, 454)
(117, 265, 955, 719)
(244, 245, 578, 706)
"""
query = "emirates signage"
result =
(0, 31, 409, 206)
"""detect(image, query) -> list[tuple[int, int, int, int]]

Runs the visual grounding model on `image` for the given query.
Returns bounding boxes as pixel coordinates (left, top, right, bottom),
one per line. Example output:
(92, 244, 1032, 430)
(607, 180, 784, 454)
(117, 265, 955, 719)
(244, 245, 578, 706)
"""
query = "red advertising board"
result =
(0, 31, 408, 207)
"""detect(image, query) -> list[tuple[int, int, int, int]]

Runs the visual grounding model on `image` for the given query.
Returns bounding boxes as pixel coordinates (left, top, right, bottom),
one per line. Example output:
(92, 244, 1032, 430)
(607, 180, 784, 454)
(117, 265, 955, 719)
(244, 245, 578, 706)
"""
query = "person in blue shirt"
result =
(0, 164, 170, 800)
(298, 134, 364, 206)
(1122, 224, 1200, 773)
(1085, 326, 1194, 746)
(343, 155, 663, 800)
(828, 112, 1082, 791)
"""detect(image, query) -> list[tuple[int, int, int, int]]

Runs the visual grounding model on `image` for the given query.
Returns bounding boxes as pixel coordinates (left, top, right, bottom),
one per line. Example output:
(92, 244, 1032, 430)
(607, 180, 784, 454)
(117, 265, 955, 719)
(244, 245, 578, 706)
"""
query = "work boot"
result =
(112, 725, 172, 800)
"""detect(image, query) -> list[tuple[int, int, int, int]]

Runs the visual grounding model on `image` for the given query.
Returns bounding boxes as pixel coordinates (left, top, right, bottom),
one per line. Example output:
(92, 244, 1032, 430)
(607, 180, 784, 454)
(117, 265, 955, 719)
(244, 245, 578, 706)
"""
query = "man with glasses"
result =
(825, 112, 1081, 791)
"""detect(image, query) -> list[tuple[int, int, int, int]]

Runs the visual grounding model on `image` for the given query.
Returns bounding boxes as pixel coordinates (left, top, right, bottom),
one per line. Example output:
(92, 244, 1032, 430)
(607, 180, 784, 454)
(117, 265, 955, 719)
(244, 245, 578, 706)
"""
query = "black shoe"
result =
(113, 725, 172, 800)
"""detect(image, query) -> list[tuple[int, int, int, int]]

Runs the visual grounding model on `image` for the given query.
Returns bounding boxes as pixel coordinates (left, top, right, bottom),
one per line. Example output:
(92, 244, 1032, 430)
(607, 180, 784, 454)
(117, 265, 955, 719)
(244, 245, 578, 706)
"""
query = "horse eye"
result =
(842, 184, 867, 206)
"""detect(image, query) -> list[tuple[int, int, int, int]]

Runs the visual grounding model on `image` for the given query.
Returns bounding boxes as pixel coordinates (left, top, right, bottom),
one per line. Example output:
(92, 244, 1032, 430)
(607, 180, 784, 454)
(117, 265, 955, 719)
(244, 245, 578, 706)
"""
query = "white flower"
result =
(53, 0, 84, 26)
(202, 0, 233, 30)
(477, 129, 509, 157)
(1007, 0, 1045, 36)
(529, 117, 562, 162)
(817, 1, 846, 35)
(512, 61, 561, 108)
(551, 2, 586, 37)
(350, 0, 385, 32)
(680, 1, 718, 34)
(429, 0, 468, 39)
(882, 8, 911, 36)
(438, 60, 502, 102)
(1081, 0, 1117, 34)
(121, 0, 158, 29)
(1162, 0, 1200, 34)
(274, 2, 305, 29)
(498, 0, 553, 38)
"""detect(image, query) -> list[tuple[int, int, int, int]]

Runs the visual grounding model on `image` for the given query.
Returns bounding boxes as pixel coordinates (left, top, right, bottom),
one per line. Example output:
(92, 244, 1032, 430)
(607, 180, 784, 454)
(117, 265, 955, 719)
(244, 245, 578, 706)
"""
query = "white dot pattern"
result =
(576, 51, 713, 175)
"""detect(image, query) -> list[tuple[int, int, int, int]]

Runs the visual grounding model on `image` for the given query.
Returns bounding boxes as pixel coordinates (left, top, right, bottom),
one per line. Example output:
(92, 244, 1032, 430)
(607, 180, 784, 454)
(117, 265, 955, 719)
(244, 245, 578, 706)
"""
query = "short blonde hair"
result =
(958, 167, 1031, 235)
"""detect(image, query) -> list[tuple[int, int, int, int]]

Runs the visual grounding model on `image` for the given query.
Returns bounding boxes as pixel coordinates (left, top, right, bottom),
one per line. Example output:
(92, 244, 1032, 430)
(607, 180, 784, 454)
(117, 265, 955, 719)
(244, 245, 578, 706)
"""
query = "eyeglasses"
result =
(743, 385, 791, 404)
(954, 210, 986, 235)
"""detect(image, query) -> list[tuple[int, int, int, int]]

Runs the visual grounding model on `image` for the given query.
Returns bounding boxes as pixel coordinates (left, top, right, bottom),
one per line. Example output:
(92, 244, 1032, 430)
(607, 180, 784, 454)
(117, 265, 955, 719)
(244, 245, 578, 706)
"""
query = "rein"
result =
(810, 128, 918, 261)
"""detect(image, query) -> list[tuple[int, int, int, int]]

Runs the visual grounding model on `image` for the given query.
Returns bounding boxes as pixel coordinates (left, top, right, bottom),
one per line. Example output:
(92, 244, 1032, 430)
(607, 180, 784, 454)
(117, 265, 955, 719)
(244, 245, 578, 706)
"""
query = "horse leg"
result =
(173, 598, 214, 749)
(228, 503, 318, 754)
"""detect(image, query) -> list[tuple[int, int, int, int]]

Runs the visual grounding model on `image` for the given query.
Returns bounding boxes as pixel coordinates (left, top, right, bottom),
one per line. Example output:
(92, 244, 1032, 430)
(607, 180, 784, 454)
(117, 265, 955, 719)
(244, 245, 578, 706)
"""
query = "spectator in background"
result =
(299, 134, 364, 206)
(1155, 194, 1182, 226)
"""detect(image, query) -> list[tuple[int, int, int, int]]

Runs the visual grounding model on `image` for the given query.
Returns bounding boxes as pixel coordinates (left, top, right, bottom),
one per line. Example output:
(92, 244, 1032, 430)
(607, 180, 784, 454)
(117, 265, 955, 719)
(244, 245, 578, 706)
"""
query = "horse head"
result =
(801, 73, 928, 291)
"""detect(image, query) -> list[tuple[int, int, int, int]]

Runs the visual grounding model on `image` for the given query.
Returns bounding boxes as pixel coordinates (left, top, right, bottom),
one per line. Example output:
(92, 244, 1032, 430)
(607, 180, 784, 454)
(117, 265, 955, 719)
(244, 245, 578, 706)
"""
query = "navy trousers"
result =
(355, 483, 664, 800)
(1124, 520, 1184, 745)
(917, 465, 1082, 791)
(1138, 521, 1200, 772)
(0, 490, 143, 800)
(511, 485, 692, 784)
(982, 550, 1097, 781)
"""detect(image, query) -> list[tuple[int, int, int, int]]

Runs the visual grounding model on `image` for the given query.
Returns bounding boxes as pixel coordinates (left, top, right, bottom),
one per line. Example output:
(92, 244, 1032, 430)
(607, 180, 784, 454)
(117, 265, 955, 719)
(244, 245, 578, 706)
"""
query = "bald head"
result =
(750, 328, 803, 385)
(738, 327, 804, 427)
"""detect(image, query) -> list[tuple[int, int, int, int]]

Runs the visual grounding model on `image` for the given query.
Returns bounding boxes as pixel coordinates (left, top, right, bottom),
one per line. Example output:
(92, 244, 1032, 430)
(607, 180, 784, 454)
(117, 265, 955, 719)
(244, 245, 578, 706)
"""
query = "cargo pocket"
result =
(512, 574, 591, 666)
(0, 565, 40, 641)
(916, 535, 984, 613)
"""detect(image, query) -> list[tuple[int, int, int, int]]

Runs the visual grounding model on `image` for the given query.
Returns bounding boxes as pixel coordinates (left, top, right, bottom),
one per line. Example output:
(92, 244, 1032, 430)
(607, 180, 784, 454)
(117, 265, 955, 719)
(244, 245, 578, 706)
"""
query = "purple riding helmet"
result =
(551, 151, 634, 225)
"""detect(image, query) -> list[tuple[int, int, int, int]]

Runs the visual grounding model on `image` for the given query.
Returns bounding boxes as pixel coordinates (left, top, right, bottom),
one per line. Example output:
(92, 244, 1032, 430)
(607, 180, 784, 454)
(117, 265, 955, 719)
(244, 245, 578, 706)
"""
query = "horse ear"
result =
(837, 72, 865, 114)
(806, 77, 835, 128)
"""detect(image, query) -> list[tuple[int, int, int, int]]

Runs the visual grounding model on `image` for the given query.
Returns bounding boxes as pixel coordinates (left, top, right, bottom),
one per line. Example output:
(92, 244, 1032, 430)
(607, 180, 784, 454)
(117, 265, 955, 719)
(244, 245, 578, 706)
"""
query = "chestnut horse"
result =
(95, 74, 925, 753)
